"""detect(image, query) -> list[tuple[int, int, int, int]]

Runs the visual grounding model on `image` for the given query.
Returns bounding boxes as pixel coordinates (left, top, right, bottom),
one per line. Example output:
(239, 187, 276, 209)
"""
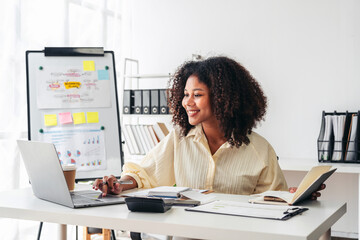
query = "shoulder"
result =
(248, 131, 272, 149)
(161, 126, 183, 145)
(247, 131, 277, 162)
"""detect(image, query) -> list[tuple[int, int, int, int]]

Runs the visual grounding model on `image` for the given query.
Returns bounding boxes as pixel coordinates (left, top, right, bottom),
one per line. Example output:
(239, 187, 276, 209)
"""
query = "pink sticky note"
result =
(59, 112, 73, 124)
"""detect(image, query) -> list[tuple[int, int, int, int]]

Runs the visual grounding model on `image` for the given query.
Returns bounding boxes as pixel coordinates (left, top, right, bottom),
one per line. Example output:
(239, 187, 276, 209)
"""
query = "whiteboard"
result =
(26, 49, 123, 181)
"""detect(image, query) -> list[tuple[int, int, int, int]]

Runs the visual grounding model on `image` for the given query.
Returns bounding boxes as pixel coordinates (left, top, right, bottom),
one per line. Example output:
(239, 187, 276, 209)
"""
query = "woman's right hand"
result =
(92, 175, 124, 197)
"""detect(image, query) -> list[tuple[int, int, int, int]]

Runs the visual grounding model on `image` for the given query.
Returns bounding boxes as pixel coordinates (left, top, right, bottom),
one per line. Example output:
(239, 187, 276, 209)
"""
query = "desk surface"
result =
(0, 187, 346, 240)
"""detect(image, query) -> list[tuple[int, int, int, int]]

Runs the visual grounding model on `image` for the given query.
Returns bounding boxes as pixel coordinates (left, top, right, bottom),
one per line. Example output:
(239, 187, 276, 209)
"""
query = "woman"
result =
(94, 56, 295, 196)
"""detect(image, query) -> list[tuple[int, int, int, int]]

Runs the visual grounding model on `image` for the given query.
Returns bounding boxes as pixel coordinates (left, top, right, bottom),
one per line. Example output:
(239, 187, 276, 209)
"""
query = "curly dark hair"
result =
(168, 56, 267, 147)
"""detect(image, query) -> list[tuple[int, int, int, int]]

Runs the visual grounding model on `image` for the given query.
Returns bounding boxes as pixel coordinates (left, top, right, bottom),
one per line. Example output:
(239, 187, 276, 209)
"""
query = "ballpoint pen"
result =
(101, 179, 133, 187)
(97, 180, 133, 199)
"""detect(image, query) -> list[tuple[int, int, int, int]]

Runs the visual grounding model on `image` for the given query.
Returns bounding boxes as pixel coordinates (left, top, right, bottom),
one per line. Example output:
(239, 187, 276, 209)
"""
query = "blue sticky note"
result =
(98, 70, 109, 80)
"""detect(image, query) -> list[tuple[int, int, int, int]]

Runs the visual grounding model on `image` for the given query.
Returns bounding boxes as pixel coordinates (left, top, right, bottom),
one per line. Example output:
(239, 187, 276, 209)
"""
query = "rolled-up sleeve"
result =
(121, 129, 176, 189)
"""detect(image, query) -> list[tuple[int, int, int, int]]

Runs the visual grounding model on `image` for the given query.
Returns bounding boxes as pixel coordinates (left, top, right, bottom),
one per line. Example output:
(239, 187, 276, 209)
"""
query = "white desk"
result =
(0, 187, 346, 240)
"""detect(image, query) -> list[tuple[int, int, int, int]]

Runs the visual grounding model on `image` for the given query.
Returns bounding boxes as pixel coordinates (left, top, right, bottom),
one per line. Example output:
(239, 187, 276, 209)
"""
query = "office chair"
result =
(130, 232, 142, 240)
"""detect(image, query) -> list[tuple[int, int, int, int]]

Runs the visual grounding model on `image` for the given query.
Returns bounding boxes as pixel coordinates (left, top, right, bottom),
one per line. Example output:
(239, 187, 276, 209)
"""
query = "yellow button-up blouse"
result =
(122, 124, 288, 195)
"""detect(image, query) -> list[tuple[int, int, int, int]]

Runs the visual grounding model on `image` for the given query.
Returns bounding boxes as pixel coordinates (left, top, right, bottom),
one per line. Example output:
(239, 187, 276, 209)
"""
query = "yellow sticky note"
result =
(83, 61, 95, 71)
(44, 114, 57, 126)
(73, 112, 86, 125)
(87, 112, 99, 123)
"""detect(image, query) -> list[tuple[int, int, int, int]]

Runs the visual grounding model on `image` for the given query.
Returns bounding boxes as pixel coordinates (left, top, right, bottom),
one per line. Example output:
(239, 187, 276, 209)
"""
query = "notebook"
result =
(17, 140, 125, 208)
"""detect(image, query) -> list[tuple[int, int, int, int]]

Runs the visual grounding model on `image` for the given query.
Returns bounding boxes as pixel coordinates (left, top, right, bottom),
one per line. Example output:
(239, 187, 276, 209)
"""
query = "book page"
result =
(250, 191, 294, 204)
(293, 165, 332, 201)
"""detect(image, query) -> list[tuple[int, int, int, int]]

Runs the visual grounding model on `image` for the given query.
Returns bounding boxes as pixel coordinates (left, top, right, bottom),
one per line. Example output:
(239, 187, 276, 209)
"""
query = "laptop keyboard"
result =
(71, 193, 99, 204)
(70, 190, 125, 207)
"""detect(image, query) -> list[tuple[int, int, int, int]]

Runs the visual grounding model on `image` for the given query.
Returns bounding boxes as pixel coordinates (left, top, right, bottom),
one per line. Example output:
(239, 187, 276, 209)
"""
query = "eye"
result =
(194, 94, 202, 97)
(183, 93, 189, 97)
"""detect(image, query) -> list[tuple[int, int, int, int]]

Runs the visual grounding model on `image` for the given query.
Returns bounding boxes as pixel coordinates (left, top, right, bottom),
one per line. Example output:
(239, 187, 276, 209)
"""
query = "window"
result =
(0, 0, 123, 238)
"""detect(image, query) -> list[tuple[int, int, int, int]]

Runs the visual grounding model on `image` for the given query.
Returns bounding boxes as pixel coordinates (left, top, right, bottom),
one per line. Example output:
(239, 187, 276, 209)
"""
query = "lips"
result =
(187, 110, 199, 117)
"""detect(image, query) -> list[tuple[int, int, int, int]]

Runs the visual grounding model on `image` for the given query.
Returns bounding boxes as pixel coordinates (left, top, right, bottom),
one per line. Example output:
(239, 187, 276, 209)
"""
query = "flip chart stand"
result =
(26, 47, 124, 181)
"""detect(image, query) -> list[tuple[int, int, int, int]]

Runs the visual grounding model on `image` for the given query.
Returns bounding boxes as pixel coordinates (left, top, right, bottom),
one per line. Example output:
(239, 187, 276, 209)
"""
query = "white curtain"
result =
(0, 0, 123, 239)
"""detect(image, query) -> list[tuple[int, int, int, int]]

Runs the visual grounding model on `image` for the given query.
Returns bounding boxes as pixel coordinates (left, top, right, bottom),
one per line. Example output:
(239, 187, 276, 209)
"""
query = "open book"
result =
(249, 165, 336, 205)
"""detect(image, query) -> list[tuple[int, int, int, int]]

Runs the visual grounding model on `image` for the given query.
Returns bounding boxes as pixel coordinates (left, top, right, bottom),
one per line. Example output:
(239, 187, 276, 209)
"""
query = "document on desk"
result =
(121, 188, 216, 206)
(185, 200, 308, 220)
(121, 186, 191, 198)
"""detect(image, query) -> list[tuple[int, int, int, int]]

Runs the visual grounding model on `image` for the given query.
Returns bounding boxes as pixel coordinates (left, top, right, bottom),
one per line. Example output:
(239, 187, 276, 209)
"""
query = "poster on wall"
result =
(41, 128, 107, 172)
(36, 64, 111, 109)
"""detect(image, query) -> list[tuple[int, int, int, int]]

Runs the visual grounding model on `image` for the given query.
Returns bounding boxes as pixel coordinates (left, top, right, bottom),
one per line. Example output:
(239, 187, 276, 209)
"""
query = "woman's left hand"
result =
(288, 184, 326, 200)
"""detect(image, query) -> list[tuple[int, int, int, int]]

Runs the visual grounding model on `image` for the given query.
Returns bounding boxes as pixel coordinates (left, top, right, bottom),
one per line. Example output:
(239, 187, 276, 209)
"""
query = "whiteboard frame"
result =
(25, 49, 124, 181)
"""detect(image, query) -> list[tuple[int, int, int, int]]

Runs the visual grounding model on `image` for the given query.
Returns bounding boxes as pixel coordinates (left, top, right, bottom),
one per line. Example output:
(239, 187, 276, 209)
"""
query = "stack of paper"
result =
(332, 115, 346, 161)
(121, 186, 216, 205)
(319, 115, 333, 160)
(122, 186, 190, 198)
(148, 186, 191, 198)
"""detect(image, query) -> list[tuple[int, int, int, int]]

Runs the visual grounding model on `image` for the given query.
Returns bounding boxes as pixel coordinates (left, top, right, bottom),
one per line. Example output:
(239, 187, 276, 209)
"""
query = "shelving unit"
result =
(121, 58, 172, 162)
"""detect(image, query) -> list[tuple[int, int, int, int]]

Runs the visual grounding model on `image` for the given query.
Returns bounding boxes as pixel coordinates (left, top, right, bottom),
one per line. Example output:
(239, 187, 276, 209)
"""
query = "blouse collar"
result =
(186, 124, 232, 148)
(186, 124, 203, 142)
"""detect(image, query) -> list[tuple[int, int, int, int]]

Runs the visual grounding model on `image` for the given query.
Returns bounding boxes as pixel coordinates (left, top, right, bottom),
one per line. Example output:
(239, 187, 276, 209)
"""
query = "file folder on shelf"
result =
(123, 90, 133, 114)
(159, 89, 169, 114)
(142, 90, 151, 114)
(133, 90, 142, 114)
(318, 111, 360, 163)
(151, 89, 160, 114)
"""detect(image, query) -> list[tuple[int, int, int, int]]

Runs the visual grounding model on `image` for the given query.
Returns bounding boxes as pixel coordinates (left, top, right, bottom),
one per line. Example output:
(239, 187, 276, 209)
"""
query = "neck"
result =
(201, 122, 227, 154)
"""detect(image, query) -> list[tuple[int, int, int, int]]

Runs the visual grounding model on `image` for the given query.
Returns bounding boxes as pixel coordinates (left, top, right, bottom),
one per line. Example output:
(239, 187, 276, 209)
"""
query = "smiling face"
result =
(182, 75, 216, 126)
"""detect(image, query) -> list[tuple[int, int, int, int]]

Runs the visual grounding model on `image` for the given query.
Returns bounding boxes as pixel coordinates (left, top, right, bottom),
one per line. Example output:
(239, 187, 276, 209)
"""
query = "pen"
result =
(101, 179, 133, 187)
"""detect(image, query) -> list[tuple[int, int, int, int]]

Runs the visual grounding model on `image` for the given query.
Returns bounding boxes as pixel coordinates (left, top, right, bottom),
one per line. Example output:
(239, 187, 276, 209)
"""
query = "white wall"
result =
(123, 0, 360, 160)
(123, 2, 360, 235)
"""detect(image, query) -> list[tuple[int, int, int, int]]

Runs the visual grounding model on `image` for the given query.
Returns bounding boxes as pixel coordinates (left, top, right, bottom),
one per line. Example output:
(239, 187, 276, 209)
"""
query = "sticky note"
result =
(73, 112, 86, 125)
(87, 112, 99, 123)
(59, 112, 73, 124)
(44, 114, 57, 126)
(83, 61, 95, 71)
(64, 81, 81, 89)
(97, 70, 109, 80)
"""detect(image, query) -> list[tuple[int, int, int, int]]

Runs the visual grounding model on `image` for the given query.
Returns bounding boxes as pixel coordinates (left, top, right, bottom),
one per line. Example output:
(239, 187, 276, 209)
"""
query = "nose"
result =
(185, 95, 195, 106)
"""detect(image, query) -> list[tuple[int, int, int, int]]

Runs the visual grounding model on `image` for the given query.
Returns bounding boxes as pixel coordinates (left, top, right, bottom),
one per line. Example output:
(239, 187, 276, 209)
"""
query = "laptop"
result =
(17, 140, 126, 208)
